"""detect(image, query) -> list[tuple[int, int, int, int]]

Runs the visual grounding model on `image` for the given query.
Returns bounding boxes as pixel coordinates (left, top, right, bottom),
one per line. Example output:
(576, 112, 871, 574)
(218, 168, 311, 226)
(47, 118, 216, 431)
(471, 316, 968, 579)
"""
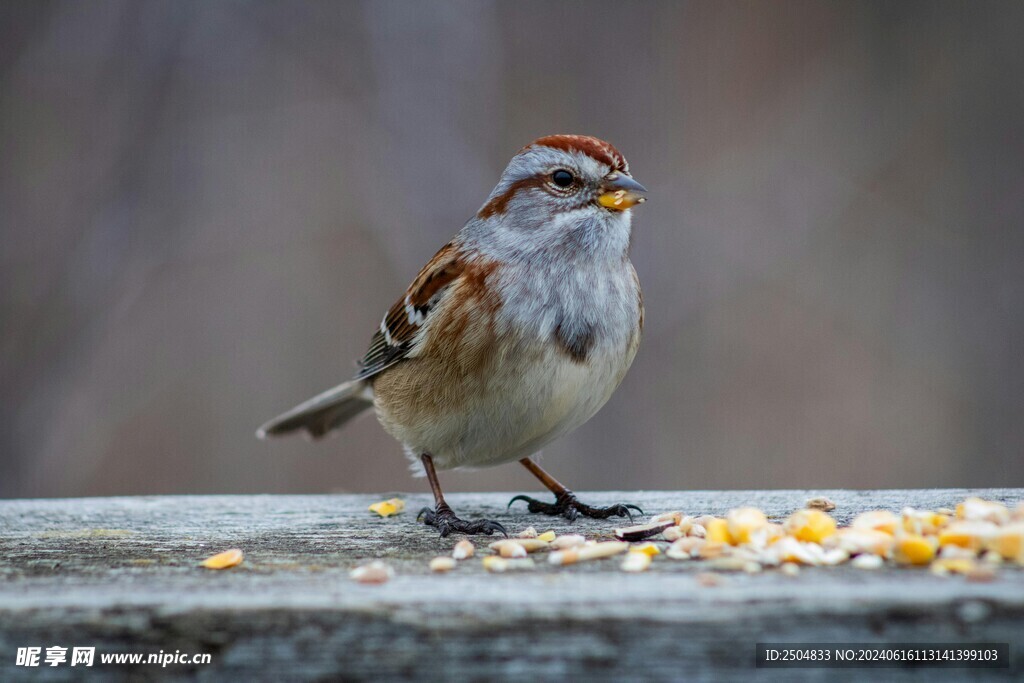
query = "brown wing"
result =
(355, 242, 465, 380)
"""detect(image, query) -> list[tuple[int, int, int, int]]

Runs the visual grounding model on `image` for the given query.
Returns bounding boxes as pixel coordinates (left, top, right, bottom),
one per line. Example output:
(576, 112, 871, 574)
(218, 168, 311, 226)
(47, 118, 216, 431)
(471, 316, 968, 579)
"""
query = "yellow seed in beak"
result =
(598, 190, 644, 210)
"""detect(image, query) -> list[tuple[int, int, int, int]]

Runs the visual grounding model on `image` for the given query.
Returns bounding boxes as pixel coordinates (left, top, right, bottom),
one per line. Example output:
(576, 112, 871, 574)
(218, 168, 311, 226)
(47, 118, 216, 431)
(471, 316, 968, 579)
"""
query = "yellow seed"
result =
(482, 556, 508, 573)
(726, 507, 768, 544)
(938, 521, 998, 551)
(368, 498, 405, 517)
(705, 518, 731, 544)
(500, 542, 528, 559)
(851, 510, 900, 535)
(785, 509, 837, 543)
(901, 507, 949, 535)
(200, 548, 244, 570)
(620, 552, 652, 572)
(986, 523, 1024, 563)
(537, 530, 556, 543)
(893, 534, 936, 566)
(629, 542, 661, 557)
(930, 557, 976, 575)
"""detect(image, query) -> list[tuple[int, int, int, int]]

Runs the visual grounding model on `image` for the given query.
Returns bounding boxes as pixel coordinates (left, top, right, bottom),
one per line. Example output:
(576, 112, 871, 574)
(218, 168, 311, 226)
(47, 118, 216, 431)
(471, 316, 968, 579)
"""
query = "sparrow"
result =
(258, 135, 647, 536)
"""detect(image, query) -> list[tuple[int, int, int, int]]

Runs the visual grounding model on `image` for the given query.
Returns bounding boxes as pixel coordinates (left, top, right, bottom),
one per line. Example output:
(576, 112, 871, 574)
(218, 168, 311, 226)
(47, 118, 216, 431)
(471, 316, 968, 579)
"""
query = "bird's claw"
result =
(508, 491, 642, 522)
(418, 504, 508, 538)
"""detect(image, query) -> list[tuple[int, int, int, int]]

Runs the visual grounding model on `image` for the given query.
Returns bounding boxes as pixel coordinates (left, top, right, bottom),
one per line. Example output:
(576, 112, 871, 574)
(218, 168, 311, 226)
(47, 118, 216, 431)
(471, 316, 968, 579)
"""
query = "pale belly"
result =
(372, 337, 635, 471)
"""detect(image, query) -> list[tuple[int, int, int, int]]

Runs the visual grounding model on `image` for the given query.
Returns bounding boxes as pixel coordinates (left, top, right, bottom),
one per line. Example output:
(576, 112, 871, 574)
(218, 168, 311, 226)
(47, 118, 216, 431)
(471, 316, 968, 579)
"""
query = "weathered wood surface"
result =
(1, 490, 1022, 681)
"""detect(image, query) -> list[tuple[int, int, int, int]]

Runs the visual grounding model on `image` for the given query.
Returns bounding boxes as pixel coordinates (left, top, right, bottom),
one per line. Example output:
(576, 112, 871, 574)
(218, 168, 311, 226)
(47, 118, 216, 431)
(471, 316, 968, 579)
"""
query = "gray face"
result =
(465, 145, 638, 263)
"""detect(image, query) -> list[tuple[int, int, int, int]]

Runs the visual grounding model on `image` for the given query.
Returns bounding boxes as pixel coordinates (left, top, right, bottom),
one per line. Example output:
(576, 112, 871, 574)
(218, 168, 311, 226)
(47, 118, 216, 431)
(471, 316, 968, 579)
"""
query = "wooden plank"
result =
(1, 490, 1022, 680)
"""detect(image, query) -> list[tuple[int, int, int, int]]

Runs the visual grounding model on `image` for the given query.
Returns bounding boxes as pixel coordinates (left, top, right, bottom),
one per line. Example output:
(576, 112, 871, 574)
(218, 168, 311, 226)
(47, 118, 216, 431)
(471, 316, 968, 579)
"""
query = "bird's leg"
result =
(417, 454, 507, 537)
(508, 457, 643, 522)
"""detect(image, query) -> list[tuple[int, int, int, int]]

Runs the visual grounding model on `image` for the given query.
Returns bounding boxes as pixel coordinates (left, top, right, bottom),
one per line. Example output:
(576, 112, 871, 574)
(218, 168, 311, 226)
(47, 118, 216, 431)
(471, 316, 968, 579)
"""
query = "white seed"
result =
(452, 540, 475, 560)
(620, 552, 652, 572)
(429, 557, 457, 572)
(551, 534, 586, 550)
(662, 526, 684, 542)
(689, 524, 707, 539)
(489, 539, 549, 553)
(851, 554, 884, 570)
(780, 562, 801, 577)
(649, 511, 683, 525)
(548, 541, 629, 566)
(350, 560, 393, 584)
(483, 556, 535, 573)
(518, 526, 538, 539)
(500, 542, 528, 559)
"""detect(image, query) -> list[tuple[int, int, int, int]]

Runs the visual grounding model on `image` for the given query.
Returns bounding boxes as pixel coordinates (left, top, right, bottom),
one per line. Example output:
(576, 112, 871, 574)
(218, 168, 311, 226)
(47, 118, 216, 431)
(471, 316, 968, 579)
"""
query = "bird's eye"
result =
(551, 169, 574, 188)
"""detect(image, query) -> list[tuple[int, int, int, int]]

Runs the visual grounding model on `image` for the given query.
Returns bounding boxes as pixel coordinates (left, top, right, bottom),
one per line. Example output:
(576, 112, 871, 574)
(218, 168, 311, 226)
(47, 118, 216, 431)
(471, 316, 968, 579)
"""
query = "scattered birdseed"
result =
(499, 542, 528, 559)
(549, 541, 628, 566)
(780, 562, 801, 577)
(489, 539, 549, 554)
(452, 540, 475, 560)
(806, 497, 837, 512)
(350, 561, 393, 584)
(429, 557, 457, 573)
(483, 556, 535, 573)
(550, 534, 586, 550)
(629, 542, 661, 557)
(851, 554, 884, 570)
(621, 552, 652, 572)
(368, 498, 405, 517)
(537, 530, 557, 543)
(518, 527, 538, 539)
(200, 548, 243, 570)
(614, 520, 674, 542)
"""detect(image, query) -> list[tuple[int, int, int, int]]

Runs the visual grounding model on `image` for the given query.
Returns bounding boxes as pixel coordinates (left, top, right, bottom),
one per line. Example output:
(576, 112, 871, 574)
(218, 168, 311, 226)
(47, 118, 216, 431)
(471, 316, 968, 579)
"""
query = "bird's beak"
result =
(597, 172, 648, 211)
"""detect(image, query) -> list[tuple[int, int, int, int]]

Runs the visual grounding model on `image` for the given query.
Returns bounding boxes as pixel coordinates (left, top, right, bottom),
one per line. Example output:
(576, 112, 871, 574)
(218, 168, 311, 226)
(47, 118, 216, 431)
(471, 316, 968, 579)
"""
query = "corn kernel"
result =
(938, 521, 998, 551)
(349, 560, 393, 584)
(726, 507, 767, 544)
(621, 552, 652, 572)
(986, 523, 1024, 563)
(930, 557, 976, 575)
(452, 540, 475, 560)
(518, 527, 538, 539)
(851, 554, 884, 570)
(785, 509, 837, 543)
(629, 542, 661, 557)
(893, 534, 936, 565)
(851, 510, 900, 535)
(368, 498, 405, 517)
(826, 529, 894, 557)
(429, 557, 457, 572)
(901, 507, 948, 535)
(537, 530, 556, 543)
(957, 497, 1010, 524)
(200, 548, 244, 570)
(705, 518, 731, 544)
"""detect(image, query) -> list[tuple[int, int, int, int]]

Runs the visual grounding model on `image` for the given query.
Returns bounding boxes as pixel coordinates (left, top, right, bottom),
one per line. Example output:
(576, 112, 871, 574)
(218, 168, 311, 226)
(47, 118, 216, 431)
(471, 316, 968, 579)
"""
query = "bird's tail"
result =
(257, 379, 373, 440)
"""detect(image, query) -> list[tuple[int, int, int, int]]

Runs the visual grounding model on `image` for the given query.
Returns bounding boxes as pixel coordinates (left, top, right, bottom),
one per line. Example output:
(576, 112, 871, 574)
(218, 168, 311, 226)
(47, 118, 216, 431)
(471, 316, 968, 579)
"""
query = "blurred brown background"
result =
(2, 0, 1022, 498)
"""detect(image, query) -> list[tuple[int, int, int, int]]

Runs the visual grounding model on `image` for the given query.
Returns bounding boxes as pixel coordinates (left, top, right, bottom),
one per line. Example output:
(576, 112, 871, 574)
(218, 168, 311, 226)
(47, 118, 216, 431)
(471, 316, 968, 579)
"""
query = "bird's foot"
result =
(417, 502, 508, 538)
(507, 490, 642, 522)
